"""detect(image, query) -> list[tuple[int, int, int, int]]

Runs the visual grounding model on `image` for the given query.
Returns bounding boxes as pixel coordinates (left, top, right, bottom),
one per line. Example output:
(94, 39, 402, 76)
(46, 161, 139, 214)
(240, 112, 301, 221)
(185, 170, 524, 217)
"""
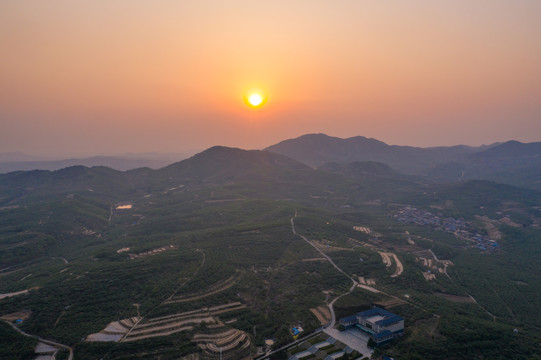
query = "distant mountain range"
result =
(2, 133, 540, 191)
(265, 133, 541, 191)
(264, 133, 497, 170)
(0, 146, 360, 206)
(3, 137, 541, 360)
(0, 152, 196, 173)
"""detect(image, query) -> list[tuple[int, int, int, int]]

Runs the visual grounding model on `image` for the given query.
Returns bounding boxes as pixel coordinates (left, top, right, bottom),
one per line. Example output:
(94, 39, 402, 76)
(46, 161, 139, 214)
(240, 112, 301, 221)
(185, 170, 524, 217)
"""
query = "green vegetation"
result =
(0, 322, 37, 360)
(1, 147, 541, 359)
(74, 333, 197, 360)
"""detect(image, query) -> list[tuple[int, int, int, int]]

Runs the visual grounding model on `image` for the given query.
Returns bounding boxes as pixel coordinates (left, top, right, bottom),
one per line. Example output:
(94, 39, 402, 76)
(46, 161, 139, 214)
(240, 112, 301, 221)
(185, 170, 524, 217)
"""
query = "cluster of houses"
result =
(394, 206, 499, 251)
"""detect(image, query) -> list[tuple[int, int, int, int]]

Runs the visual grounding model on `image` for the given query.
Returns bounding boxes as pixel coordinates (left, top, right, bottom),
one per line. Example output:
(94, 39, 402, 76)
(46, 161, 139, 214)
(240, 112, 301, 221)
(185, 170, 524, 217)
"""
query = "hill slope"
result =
(2, 144, 541, 360)
(265, 133, 481, 173)
(267, 134, 541, 191)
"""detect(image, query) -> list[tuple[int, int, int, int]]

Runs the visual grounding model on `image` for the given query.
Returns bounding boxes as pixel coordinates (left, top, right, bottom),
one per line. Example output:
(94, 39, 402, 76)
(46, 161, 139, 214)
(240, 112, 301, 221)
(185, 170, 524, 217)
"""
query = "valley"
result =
(1, 144, 541, 359)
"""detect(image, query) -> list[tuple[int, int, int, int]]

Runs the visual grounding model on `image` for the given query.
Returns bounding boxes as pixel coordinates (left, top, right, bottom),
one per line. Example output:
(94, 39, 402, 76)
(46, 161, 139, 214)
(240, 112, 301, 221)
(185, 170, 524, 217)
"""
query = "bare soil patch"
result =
(195, 328, 251, 356)
(35, 342, 59, 354)
(475, 215, 503, 240)
(310, 306, 331, 325)
(87, 303, 246, 343)
(0, 287, 39, 300)
(357, 276, 376, 285)
(204, 198, 245, 203)
(166, 275, 238, 303)
(512, 280, 528, 286)
(435, 293, 475, 303)
(357, 284, 380, 293)
(128, 245, 176, 259)
(313, 240, 353, 253)
(499, 217, 521, 227)
(379, 252, 403, 277)
(0, 310, 32, 321)
(374, 298, 405, 309)
(115, 204, 133, 210)
(87, 317, 140, 342)
(422, 271, 436, 281)
(379, 252, 392, 267)
(353, 226, 371, 234)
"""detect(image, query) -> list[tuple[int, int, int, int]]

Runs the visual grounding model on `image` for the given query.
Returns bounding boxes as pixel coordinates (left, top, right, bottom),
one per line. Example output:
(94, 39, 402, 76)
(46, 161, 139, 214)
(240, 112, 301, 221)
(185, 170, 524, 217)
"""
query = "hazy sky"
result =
(1, 1, 540, 156)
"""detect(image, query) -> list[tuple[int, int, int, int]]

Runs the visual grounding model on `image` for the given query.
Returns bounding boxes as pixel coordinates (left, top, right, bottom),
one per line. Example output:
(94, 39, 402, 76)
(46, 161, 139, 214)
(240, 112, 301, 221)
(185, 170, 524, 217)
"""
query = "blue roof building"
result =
(339, 307, 404, 345)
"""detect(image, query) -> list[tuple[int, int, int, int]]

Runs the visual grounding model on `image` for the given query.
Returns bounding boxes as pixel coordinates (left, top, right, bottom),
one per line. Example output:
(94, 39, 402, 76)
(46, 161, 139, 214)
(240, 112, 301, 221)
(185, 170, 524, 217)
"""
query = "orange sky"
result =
(1, 1, 540, 156)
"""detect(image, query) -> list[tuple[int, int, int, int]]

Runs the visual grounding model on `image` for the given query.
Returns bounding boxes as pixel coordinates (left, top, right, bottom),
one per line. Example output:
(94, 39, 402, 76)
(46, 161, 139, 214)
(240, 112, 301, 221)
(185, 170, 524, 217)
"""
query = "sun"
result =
(244, 90, 267, 108)
(248, 93, 263, 107)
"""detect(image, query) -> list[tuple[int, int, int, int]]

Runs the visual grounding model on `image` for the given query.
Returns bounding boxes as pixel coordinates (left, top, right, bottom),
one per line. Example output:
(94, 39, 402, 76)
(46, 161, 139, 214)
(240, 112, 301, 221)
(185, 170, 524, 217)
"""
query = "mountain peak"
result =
(160, 146, 310, 184)
(265, 133, 398, 168)
(473, 139, 541, 159)
(265, 133, 487, 172)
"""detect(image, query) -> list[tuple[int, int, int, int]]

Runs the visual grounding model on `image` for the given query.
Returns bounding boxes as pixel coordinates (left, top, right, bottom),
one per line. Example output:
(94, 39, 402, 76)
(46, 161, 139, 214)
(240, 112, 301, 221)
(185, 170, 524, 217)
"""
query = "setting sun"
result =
(244, 90, 267, 108)
(248, 94, 263, 107)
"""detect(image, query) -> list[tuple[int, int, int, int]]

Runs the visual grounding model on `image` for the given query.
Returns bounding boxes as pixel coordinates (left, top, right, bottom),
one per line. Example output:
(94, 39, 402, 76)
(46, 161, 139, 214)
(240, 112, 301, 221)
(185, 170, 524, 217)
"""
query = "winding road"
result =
(3, 320, 73, 360)
(290, 212, 427, 318)
(290, 211, 358, 329)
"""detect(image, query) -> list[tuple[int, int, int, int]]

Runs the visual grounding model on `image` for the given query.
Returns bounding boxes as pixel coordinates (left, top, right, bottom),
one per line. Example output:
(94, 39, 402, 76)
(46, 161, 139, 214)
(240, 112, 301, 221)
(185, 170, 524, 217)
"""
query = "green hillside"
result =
(1, 147, 541, 359)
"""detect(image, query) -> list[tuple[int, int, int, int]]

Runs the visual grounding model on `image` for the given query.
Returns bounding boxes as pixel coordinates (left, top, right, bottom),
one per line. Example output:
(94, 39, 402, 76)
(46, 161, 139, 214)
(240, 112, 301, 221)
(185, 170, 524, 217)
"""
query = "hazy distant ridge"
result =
(266, 133, 541, 191)
(265, 133, 487, 172)
(0, 153, 195, 173)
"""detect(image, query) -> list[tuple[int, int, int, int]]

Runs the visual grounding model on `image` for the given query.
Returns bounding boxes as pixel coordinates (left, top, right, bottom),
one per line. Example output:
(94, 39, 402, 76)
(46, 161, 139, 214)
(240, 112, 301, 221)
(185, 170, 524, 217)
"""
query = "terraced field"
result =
(379, 251, 403, 277)
(195, 328, 251, 359)
(85, 301, 251, 358)
(87, 317, 140, 342)
(310, 306, 331, 326)
(87, 302, 247, 343)
(166, 275, 239, 304)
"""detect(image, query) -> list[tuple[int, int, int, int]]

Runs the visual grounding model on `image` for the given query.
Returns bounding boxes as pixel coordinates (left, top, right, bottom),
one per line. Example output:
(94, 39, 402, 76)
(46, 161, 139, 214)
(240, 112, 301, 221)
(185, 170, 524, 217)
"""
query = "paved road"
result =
(3, 320, 73, 360)
(291, 211, 426, 315)
(254, 329, 323, 360)
(323, 326, 373, 357)
(258, 211, 428, 359)
(290, 212, 358, 330)
(291, 212, 358, 288)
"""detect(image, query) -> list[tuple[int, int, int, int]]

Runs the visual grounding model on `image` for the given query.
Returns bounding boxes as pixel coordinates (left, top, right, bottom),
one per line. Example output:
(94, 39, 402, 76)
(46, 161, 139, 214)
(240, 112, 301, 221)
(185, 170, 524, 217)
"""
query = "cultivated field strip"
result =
(195, 328, 251, 356)
(86, 317, 141, 342)
(122, 302, 244, 342)
(374, 298, 405, 309)
(86, 302, 246, 343)
(125, 327, 195, 342)
(310, 306, 331, 325)
(126, 316, 215, 337)
(165, 275, 238, 303)
(211, 305, 246, 315)
(133, 314, 214, 330)
(193, 328, 238, 342)
(379, 251, 404, 277)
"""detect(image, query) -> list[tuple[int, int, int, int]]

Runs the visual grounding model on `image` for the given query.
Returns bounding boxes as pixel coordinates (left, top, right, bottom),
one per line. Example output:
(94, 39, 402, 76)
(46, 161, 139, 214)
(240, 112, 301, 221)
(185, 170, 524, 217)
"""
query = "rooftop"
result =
(357, 307, 403, 326)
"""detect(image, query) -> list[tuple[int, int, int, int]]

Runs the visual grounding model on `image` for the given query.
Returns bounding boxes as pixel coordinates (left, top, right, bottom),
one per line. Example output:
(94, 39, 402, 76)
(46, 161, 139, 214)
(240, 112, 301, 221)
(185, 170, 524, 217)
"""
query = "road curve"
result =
(3, 320, 73, 360)
(290, 211, 358, 329)
(291, 211, 427, 318)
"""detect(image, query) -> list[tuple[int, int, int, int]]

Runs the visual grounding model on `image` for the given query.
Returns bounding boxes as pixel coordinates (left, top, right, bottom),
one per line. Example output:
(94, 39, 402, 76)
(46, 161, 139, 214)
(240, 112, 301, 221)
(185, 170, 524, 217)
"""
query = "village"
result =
(393, 206, 499, 251)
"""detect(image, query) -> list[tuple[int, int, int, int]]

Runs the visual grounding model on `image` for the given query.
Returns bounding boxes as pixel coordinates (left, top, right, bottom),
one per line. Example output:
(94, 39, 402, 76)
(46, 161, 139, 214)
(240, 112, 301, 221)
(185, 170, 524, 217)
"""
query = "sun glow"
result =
(244, 90, 267, 108)
(248, 93, 263, 107)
